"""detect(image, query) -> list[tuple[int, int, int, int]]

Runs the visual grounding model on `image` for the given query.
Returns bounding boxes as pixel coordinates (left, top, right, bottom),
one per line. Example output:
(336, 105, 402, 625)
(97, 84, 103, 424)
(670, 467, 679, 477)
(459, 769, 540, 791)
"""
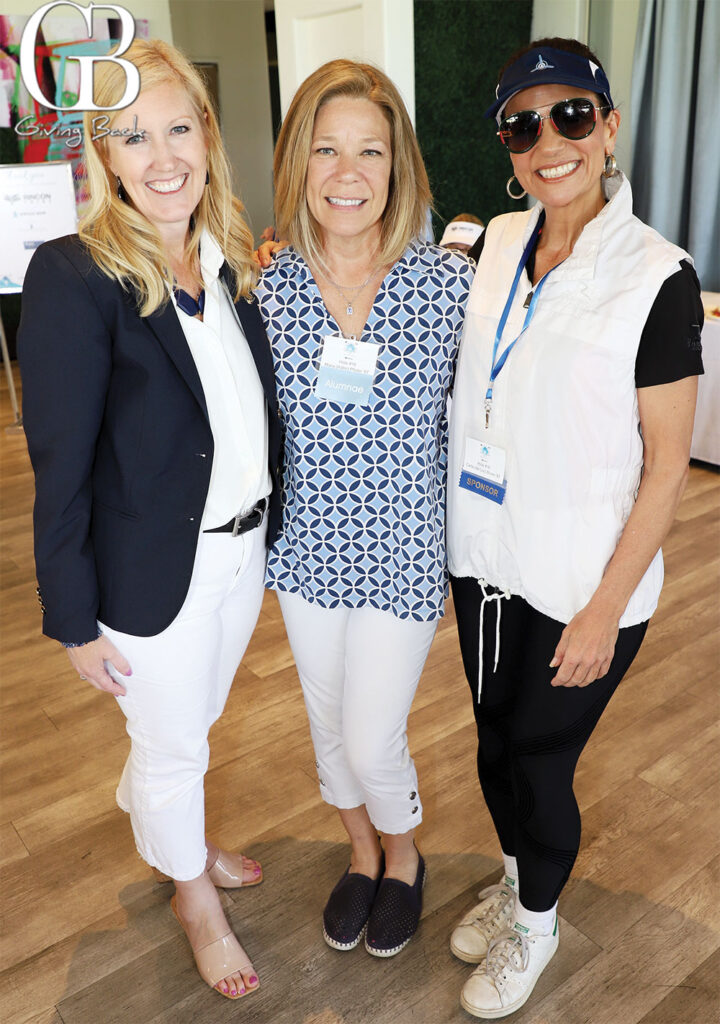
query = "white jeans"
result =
(278, 591, 438, 834)
(101, 523, 266, 880)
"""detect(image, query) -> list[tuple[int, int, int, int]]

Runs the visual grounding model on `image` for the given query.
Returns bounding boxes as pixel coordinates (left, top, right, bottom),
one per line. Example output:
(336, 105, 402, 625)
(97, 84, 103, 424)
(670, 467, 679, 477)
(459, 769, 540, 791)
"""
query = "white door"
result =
(274, 0, 415, 124)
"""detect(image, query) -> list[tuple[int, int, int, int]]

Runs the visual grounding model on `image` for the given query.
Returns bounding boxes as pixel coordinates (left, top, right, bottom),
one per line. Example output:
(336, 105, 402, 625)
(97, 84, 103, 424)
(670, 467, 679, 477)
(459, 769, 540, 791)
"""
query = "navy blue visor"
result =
(485, 46, 614, 122)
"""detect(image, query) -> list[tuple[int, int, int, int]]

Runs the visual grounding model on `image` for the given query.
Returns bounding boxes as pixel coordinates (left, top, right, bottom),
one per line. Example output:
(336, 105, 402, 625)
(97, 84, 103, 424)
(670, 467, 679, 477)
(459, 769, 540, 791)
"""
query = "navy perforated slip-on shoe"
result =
(365, 851, 426, 957)
(323, 858, 384, 950)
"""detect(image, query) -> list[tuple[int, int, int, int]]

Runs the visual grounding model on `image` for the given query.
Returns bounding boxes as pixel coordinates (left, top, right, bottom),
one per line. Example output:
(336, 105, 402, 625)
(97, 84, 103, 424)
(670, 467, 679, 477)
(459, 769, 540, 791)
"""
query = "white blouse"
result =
(174, 230, 271, 530)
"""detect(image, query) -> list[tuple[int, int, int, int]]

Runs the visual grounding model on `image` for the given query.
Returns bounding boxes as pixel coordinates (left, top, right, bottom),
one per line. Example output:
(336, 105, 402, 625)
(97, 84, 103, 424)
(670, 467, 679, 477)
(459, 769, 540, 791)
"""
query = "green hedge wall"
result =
(414, 0, 532, 238)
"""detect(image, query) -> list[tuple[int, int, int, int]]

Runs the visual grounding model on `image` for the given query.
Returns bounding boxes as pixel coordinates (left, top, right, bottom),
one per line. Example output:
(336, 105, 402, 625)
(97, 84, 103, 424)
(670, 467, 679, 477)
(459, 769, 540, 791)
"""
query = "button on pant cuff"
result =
(367, 802, 424, 836)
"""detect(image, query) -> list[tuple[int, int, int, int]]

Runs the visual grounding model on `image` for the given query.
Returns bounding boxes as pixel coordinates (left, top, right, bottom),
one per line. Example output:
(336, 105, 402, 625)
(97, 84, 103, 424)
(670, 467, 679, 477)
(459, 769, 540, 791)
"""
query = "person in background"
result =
(18, 39, 282, 1002)
(447, 37, 702, 1018)
(440, 212, 485, 252)
(256, 59, 474, 958)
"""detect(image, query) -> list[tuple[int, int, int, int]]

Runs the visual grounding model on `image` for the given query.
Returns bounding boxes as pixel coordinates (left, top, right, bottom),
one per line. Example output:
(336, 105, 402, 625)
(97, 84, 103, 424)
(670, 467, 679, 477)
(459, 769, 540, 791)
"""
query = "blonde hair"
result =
(273, 59, 432, 269)
(80, 39, 257, 316)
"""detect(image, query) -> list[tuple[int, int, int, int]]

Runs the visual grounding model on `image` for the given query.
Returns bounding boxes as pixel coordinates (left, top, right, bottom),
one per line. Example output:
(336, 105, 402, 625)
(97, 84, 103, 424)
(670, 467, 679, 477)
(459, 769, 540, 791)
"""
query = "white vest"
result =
(447, 175, 689, 626)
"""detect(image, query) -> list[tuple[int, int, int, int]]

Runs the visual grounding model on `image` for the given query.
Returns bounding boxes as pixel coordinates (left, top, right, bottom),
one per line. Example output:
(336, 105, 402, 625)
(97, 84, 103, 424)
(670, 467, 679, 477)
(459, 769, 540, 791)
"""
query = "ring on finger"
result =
(79, 675, 87, 680)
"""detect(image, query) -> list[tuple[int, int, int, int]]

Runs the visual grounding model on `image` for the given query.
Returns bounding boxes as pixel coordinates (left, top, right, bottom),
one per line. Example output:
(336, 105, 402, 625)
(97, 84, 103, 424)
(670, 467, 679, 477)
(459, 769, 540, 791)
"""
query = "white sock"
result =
(512, 899, 557, 937)
(501, 852, 519, 893)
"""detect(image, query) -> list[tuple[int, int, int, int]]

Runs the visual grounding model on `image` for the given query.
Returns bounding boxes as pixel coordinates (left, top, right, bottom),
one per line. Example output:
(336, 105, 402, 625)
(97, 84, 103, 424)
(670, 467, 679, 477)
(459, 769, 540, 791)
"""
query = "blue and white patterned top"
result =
(256, 242, 474, 621)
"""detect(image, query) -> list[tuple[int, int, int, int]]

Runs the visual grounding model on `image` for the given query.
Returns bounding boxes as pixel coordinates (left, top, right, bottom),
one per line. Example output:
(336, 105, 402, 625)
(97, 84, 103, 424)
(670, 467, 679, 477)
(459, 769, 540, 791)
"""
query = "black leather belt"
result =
(203, 497, 268, 536)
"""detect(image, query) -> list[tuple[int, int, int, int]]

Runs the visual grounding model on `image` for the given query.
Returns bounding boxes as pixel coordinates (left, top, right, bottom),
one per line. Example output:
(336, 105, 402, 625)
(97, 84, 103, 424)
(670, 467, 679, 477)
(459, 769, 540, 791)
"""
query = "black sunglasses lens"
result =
(499, 110, 541, 153)
(552, 99, 597, 139)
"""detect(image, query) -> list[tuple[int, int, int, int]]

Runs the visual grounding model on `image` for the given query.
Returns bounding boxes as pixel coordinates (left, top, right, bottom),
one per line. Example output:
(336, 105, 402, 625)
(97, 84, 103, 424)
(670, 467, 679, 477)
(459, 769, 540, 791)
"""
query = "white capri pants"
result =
(100, 523, 266, 881)
(278, 590, 438, 835)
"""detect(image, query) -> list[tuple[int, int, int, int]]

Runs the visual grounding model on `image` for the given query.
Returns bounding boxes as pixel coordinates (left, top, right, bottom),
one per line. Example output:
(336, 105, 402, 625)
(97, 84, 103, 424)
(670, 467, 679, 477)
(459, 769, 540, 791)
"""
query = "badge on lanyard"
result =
(315, 334, 379, 406)
(459, 437, 507, 504)
(484, 210, 564, 430)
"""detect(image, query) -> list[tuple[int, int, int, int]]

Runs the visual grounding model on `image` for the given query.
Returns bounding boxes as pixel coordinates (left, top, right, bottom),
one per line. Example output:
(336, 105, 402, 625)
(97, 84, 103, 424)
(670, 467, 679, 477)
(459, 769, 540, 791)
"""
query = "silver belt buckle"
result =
(231, 499, 264, 537)
(231, 511, 245, 537)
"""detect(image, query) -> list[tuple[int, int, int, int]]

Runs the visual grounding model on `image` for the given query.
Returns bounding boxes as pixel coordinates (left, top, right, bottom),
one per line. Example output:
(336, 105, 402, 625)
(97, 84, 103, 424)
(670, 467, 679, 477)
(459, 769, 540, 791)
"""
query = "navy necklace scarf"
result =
(174, 285, 205, 317)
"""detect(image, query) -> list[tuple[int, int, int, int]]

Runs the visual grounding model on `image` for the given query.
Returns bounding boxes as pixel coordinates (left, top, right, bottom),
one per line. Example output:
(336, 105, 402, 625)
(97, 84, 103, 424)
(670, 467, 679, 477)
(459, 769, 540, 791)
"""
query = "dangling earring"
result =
(506, 175, 527, 200)
(116, 176, 128, 202)
(603, 153, 617, 178)
(205, 170, 209, 185)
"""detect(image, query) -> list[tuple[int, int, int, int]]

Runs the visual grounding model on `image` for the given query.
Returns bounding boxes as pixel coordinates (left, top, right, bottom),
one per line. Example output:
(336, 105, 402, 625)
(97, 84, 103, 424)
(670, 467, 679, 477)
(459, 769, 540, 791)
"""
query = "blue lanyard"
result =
(485, 211, 559, 427)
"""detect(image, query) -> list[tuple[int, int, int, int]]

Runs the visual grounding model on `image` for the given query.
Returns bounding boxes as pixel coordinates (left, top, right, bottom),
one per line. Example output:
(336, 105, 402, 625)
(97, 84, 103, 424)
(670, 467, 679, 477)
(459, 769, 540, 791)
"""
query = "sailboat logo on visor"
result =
(530, 54, 555, 72)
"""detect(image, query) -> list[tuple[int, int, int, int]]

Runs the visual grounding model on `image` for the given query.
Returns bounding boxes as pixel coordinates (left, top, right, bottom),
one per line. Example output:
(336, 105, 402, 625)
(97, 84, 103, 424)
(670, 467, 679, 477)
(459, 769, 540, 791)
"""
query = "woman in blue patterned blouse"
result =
(256, 60, 473, 958)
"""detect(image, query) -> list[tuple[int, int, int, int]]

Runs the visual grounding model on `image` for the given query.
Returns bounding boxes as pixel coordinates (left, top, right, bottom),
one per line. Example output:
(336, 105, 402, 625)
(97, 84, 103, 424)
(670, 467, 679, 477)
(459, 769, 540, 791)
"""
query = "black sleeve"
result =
(467, 232, 486, 264)
(635, 260, 705, 388)
(18, 241, 112, 643)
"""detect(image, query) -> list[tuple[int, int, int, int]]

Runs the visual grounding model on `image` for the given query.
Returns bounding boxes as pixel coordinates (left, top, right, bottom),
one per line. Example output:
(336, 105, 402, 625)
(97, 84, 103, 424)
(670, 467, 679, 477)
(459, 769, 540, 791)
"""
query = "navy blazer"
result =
(18, 235, 283, 642)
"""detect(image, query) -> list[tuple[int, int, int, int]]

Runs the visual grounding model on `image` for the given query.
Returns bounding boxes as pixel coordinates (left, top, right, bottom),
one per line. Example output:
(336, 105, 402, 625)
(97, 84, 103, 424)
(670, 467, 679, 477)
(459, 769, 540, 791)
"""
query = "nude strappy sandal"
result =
(208, 849, 263, 888)
(170, 895, 259, 1000)
(151, 849, 263, 888)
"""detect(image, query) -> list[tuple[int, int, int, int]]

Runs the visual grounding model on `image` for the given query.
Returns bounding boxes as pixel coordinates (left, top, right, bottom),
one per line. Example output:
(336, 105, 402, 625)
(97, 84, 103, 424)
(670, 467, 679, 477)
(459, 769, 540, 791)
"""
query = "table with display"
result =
(692, 293, 719, 466)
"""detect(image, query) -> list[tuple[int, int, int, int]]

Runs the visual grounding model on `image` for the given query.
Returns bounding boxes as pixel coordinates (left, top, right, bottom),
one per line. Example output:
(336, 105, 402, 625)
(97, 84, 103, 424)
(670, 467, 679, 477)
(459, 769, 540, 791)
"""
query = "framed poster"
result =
(193, 62, 220, 123)
(0, 160, 76, 293)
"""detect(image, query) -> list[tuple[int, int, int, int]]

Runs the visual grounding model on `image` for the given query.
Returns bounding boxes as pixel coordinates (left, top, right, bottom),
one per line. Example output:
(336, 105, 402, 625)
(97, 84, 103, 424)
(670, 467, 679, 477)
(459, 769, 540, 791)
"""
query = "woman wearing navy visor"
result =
(446, 37, 703, 1018)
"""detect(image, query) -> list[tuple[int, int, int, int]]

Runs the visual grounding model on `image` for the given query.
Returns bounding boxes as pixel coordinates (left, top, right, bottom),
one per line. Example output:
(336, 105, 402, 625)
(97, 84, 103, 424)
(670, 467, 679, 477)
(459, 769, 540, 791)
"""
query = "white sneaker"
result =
(460, 918, 559, 1019)
(450, 882, 517, 963)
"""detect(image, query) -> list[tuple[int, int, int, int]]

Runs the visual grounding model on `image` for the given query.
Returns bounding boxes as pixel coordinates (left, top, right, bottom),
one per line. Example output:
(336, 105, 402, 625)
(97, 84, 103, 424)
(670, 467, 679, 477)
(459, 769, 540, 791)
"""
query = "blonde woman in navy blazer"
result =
(18, 40, 281, 1002)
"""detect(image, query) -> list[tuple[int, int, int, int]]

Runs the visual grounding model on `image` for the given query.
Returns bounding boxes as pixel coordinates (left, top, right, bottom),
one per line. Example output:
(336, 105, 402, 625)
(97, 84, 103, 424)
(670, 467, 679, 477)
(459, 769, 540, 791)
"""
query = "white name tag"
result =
(315, 335, 380, 406)
(463, 437, 506, 484)
(459, 437, 507, 504)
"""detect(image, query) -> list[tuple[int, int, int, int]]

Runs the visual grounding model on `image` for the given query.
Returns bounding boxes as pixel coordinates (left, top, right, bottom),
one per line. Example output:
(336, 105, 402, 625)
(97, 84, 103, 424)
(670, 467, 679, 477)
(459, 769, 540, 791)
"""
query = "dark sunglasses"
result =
(497, 98, 610, 154)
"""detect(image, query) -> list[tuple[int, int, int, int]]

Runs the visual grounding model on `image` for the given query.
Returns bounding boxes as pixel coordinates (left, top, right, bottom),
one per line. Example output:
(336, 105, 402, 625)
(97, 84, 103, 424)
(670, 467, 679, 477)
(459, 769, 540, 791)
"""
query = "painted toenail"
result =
(249, 975, 258, 985)
(221, 986, 228, 993)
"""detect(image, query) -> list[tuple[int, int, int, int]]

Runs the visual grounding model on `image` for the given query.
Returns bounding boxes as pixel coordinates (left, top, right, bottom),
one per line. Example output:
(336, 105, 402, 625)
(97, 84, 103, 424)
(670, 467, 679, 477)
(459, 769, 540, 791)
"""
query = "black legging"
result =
(450, 575, 647, 912)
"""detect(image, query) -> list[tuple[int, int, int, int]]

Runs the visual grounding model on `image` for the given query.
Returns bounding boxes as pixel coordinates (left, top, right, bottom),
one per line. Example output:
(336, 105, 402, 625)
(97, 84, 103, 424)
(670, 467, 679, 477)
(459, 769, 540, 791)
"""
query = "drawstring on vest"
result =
(477, 580, 511, 702)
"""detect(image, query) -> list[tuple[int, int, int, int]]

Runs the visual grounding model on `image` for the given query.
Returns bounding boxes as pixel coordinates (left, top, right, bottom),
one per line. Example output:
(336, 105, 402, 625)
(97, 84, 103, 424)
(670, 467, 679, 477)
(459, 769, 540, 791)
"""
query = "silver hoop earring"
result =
(506, 175, 527, 200)
(603, 153, 617, 178)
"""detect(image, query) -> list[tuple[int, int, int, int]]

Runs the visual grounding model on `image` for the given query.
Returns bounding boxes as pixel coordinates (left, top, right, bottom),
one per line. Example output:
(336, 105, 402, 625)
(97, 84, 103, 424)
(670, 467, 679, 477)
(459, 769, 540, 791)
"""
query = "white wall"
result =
(2, 0, 174, 41)
(169, 0, 275, 235)
(275, 0, 415, 125)
(588, 0, 641, 174)
(531, 0, 590, 41)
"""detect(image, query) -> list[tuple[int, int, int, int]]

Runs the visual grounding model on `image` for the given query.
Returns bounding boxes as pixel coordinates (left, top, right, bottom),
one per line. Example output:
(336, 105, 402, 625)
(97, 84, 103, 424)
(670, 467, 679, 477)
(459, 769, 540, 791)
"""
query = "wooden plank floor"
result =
(1, 367, 719, 1024)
